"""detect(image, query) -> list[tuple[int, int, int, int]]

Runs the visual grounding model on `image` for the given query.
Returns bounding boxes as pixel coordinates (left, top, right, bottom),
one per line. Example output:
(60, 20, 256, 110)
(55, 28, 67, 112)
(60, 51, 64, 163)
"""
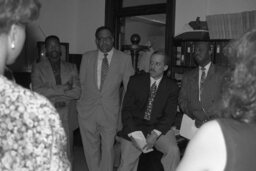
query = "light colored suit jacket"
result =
(31, 59, 81, 131)
(31, 59, 81, 103)
(179, 64, 227, 121)
(77, 49, 134, 126)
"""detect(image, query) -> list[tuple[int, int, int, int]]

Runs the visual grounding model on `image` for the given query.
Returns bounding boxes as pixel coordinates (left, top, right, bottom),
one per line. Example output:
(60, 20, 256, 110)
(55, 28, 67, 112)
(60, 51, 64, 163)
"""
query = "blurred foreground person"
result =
(177, 29, 256, 171)
(0, 0, 70, 170)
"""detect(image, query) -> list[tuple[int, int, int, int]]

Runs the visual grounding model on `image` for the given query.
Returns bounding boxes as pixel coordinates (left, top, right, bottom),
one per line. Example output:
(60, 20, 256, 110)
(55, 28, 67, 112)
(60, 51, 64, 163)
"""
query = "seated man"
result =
(179, 41, 227, 128)
(31, 35, 81, 162)
(118, 51, 180, 171)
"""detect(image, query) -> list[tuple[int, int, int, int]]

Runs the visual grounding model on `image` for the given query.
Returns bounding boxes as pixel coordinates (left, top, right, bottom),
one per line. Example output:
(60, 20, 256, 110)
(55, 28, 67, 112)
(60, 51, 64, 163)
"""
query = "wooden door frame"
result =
(105, 0, 176, 68)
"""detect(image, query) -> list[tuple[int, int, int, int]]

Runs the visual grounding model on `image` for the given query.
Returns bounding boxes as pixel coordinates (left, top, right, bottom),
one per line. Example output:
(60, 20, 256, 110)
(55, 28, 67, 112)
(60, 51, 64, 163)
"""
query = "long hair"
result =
(218, 29, 256, 123)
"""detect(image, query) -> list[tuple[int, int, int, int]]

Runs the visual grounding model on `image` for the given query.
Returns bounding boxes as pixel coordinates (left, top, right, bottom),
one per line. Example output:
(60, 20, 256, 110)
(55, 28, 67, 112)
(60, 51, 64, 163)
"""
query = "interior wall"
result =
(175, 0, 256, 36)
(9, 0, 105, 71)
(36, 0, 105, 54)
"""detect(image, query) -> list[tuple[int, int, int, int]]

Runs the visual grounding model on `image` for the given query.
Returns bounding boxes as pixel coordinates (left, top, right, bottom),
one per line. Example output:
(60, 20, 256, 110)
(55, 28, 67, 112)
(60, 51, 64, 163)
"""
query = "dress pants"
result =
(78, 106, 116, 171)
(56, 106, 72, 162)
(118, 130, 180, 171)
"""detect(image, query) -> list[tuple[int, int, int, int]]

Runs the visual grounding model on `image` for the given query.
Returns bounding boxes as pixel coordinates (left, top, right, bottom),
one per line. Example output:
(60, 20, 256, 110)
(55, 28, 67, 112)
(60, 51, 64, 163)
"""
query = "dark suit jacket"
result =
(119, 73, 179, 140)
(179, 63, 227, 123)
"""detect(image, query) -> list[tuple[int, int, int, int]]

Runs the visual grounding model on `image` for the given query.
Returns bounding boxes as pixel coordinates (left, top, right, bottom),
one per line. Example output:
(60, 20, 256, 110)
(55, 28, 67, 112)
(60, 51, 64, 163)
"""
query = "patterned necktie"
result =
(100, 53, 109, 90)
(199, 67, 206, 101)
(144, 82, 157, 120)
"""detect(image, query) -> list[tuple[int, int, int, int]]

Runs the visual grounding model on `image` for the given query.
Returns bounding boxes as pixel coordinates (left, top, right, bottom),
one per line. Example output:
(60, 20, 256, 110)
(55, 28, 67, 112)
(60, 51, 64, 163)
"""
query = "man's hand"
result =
(130, 136, 141, 151)
(63, 80, 73, 91)
(143, 131, 158, 151)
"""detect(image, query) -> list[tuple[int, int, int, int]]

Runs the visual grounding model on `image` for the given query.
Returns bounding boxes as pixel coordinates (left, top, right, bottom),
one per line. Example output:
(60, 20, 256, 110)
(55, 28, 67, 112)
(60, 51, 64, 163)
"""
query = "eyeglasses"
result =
(97, 37, 113, 42)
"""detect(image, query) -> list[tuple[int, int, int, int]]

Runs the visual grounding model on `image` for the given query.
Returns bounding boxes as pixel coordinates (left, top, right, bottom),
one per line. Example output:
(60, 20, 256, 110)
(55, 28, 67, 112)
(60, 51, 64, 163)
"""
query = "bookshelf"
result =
(171, 39, 230, 86)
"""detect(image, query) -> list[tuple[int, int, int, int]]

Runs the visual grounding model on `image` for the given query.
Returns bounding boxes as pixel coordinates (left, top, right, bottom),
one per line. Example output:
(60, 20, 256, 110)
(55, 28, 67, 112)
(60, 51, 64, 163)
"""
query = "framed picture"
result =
(37, 41, 69, 62)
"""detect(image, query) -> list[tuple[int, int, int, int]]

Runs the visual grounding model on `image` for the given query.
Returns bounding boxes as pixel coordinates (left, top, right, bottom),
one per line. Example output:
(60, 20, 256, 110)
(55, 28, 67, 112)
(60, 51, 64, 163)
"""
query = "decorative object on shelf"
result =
(175, 17, 209, 41)
(122, 34, 149, 73)
(189, 17, 208, 31)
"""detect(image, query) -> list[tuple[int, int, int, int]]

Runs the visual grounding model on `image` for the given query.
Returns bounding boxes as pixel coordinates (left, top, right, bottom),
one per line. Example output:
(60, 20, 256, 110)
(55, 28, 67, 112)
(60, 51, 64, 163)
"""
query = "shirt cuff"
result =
(128, 132, 136, 138)
(152, 129, 162, 136)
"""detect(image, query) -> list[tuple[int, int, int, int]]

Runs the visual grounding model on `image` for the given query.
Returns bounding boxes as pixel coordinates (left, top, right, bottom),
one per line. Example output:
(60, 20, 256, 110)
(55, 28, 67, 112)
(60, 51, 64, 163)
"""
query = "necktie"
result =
(199, 67, 206, 101)
(144, 82, 157, 120)
(100, 53, 109, 90)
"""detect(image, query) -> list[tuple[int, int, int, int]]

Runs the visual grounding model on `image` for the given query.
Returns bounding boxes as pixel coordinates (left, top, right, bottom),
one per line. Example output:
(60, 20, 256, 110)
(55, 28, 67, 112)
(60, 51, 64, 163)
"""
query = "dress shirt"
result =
(97, 48, 113, 89)
(198, 62, 211, 101)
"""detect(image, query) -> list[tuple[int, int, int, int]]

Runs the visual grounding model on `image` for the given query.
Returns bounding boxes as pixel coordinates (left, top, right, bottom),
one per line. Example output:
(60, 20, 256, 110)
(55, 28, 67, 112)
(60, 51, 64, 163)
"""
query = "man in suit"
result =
(118, 51, 180, 171)
(31, 35, 81, 162)
(179, 41, 227, 128)
(77, 26, 134, 171)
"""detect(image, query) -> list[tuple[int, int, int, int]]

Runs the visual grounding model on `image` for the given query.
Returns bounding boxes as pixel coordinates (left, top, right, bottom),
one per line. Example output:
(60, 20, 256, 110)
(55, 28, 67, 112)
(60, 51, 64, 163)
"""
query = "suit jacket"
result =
(119, 73, 179, 140)
(76, 48, 134, 126)
(31, 59, 81, 130)
(179, 63, 227, 122)
(31, 59, 81, 103)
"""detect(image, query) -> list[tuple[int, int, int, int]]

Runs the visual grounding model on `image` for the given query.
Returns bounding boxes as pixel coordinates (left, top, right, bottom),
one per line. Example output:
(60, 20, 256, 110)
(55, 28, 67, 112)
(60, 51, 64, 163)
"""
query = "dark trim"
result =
(166, 0, 176, 68)
(105, 0, 176, 71)
(117, 3, 167, 17)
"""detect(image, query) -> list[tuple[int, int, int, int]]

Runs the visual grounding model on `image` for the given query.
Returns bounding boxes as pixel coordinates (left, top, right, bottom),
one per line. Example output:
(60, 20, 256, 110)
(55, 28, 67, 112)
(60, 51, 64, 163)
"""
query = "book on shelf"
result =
(214, 41, 229, 66)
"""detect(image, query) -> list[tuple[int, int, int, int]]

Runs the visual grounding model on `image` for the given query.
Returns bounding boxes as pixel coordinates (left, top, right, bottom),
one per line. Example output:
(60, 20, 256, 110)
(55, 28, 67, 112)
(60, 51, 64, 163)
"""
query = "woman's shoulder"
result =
(177, 120, 226, 171)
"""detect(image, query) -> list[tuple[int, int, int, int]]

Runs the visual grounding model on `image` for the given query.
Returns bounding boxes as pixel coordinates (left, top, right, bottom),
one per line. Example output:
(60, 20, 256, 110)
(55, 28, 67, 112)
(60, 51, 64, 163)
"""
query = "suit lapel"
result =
(153, 77, 165, 107)
(93, 51, 99, 90)
(205, 64, 215, 81)
(192, 68, 199, 92)
(60, 61, 66, 84)
(44, 59, 56, 84)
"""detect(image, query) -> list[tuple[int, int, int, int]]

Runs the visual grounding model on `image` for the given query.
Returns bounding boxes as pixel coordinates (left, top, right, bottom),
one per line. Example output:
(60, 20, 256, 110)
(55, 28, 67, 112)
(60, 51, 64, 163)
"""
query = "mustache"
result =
(46, 51, 62, 56)
(150, 68, 155, 72)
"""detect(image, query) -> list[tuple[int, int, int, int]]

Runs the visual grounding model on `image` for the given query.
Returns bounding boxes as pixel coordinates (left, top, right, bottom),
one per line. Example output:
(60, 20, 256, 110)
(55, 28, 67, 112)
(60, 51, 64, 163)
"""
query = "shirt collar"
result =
(150, 76, 163, 88)
(98, 48, 114, 59)
(200, 62, 211, 74)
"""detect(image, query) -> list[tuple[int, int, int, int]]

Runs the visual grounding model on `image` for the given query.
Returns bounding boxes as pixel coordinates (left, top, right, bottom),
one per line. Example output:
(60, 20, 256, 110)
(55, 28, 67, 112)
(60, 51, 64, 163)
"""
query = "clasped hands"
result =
(131, 131, 159, 151)
(57, 80, 73, 92)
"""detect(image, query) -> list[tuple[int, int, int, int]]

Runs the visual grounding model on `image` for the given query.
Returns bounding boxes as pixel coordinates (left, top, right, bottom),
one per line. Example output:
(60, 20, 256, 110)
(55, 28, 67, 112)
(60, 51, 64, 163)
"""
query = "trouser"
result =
(118, 130, 180, 171)
(78, 107, 117, 171)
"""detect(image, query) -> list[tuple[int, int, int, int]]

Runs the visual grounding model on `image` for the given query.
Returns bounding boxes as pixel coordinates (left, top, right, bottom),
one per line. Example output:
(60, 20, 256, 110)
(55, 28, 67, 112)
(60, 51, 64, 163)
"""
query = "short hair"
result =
(0, 0, 41, 34)
(151, 50, 170, 65)
(95, 26, 113, 39)
(45, 35, 60, 45)
(217, 29, 256, 123)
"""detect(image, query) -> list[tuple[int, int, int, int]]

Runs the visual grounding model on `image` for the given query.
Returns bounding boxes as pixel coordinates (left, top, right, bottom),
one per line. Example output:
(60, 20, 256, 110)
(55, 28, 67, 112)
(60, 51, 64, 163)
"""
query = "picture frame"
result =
(37, 41, 69, 62)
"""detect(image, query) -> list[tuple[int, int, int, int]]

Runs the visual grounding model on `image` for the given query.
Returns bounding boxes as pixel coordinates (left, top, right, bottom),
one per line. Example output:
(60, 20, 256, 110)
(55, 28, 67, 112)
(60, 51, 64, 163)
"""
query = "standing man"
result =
(77, 26, 134, 171)
(179, 41, 227, 128)
(118, 51, 180, 171)
(31, 35, 81, 162)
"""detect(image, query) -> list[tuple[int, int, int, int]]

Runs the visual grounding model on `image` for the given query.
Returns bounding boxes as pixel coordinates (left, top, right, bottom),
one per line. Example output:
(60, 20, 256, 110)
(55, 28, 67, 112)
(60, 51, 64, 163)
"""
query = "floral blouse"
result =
(0, 76, 70, 171)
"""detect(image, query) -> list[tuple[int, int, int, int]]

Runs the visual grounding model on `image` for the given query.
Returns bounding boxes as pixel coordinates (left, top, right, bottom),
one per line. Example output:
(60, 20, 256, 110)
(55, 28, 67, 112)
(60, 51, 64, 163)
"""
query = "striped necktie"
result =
(144, 82, 157, 120)
(100, 53, 109, 90)
(199, 67, 206, 101)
